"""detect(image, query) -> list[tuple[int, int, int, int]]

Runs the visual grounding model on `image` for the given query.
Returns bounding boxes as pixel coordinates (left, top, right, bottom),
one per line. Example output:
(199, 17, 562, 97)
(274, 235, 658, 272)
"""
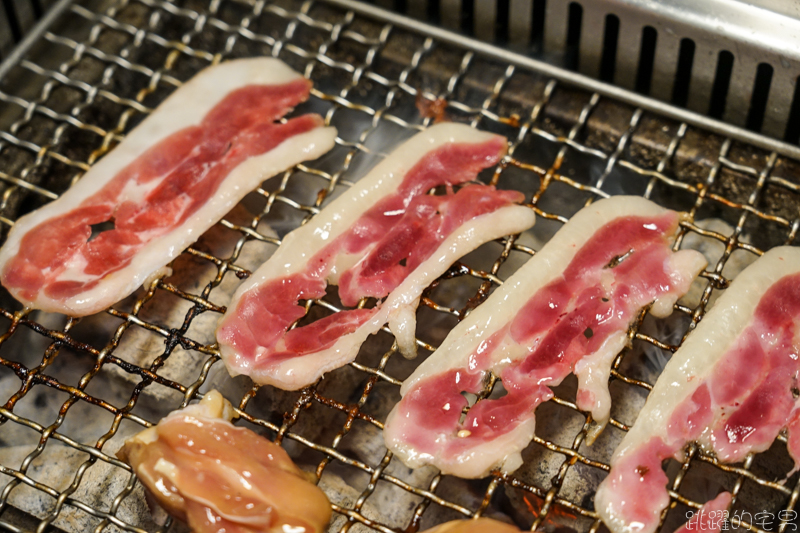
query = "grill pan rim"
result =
(0, 0, 798, 531)
(324, 0, 800, 162)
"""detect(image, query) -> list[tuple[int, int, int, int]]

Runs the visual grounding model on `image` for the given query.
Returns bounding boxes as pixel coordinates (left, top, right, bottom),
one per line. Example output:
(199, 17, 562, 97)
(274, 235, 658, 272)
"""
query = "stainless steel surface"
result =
(0, 0, 74, 80)
(0, 0, 63, 61)
(327, 0, 800, 162)
(556, 0, 800, 139)
(0, 0, 798, 532)
(387, 0, 800, 144)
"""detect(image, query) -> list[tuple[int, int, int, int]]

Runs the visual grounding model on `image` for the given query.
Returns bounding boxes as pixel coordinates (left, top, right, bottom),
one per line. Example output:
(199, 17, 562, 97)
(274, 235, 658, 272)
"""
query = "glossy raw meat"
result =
(216, 123, 536, 390)
(423, 518, 522, 533)
(673, 493, 732, 533)
(595, 246, 800, 533)
(384, 196, 707, 478)
(117, 390, 331, 533)
(0, 58, 336, 316)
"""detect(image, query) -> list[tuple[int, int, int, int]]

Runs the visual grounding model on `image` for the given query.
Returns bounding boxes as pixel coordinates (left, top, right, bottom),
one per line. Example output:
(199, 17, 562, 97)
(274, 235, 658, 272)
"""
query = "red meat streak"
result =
(393, 212, 685, 459)
(674, 493, 732, 533)
(601, 272, 800, 531)
(2, 79, 319, 302)
(216, 138, 523, 366)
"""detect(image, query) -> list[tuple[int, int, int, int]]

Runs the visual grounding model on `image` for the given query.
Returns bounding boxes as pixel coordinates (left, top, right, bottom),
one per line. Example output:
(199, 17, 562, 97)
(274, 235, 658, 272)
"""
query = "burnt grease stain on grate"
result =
(0, 0, 799, 531)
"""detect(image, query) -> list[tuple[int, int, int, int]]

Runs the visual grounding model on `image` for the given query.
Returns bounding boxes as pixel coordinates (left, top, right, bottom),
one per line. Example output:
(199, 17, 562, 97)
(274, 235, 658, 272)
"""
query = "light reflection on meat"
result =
(422, 518, 523, 533)
(216, 123, 536, 390)
(0, 58, 336, 316)
(384, 196, 707, 479)
(117, 390, 331, 533)
(595, 246, 800, 533)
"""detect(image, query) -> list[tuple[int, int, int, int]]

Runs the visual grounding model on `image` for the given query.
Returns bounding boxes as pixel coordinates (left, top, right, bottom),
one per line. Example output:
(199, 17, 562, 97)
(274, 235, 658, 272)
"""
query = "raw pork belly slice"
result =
(596, 246, 800, 533)
(0, 58, 336, 316)
(423, 518, 523, 533)
(117, 390, 331, 533)
(216, 123, 536, 390)
(383, 196, 707, 479)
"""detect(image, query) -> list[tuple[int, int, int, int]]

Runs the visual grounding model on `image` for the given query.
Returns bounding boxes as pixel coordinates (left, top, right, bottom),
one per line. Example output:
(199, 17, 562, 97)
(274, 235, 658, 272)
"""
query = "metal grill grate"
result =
(0, 0, 800, 532)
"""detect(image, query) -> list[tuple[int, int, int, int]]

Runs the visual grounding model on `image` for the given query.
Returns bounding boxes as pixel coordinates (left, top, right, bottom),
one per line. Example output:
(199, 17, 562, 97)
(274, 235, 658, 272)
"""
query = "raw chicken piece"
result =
(423, 518, 523, 533)
(216, 123, 536, 390)
(0, 58, 336, 316)
(384, 196, 707, 478)
(595, 246, 800, 533)
(117, 390, 331, 533)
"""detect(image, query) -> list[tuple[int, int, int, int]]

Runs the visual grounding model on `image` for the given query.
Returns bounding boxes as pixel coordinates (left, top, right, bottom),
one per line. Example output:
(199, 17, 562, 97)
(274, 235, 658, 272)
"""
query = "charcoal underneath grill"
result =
(0, 0, 799, 531)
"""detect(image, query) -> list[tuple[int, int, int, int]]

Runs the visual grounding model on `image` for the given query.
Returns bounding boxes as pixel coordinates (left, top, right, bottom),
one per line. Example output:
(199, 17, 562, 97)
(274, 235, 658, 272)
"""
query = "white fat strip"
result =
(228, 122, 508, 296)
(651, 248, 709, 317)
(54, 253, 95, 285)
(609, 246, 800, 462)
(384, 196, 708, 479)
(219, 122, 527, 388)
(388, 299, 420, 359)
(234, 203, 536, 390)
(116, 170, 166, 203)
(399, 196, 705, 396)
(384, 393, 537, 478)
(0, 58, 336, 316)
(596, 246, 800, 533)
(574, 330, 629, 441)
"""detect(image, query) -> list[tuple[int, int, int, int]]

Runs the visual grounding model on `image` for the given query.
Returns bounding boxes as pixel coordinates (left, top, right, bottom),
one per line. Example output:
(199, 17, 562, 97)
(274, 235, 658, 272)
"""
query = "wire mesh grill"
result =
(0, 0, 800, 531)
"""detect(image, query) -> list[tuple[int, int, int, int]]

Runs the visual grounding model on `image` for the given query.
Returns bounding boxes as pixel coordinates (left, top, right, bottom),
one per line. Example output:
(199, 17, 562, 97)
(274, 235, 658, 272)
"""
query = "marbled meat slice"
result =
(0, 58, 336, 316)
(595, 246, 800, 533)
(117, 390, 331, 533)
(383, 196, 707, 478)
(216, 123, 536, 390)
(423, 518, 523, 533)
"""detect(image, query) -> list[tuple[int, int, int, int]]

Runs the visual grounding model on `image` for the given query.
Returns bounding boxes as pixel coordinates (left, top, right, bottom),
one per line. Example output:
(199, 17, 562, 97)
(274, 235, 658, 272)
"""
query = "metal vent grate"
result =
(0, 0, 799, 532)
(366, 0, 800, 144)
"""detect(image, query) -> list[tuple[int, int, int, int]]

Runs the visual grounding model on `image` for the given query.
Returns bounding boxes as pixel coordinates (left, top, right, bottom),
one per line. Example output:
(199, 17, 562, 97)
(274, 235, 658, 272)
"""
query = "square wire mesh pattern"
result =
(0, 0, 799, 531)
